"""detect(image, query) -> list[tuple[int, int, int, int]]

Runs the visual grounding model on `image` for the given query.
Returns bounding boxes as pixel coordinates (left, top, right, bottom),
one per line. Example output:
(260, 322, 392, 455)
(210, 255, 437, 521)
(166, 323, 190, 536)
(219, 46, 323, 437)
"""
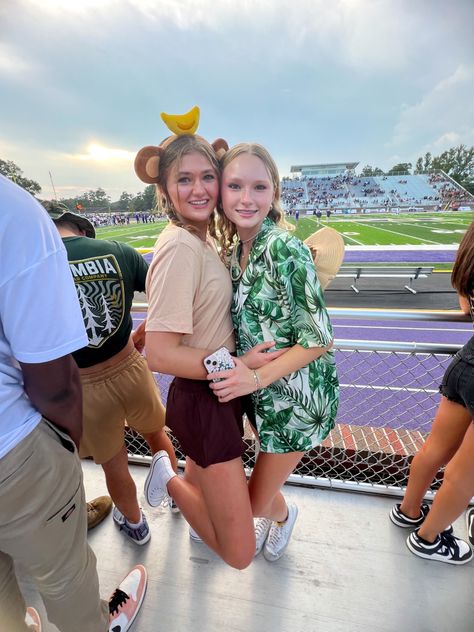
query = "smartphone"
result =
(203, 347, 235, 382)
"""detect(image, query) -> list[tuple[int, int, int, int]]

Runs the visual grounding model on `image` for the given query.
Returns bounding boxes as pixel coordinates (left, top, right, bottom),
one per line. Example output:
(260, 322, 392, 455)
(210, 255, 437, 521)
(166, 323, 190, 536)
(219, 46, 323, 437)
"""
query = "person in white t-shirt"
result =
(0, 174, 146, 632)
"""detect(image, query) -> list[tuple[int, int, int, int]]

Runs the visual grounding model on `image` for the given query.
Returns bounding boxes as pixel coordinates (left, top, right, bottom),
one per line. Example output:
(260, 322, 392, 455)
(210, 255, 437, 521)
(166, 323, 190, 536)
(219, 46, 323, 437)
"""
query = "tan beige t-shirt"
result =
(146, 224, 235, 352)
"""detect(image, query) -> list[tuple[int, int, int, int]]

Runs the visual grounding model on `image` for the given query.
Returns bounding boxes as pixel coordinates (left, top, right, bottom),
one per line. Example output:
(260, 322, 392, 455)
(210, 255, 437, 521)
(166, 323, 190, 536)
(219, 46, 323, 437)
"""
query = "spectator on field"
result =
(0, 175, 146, 632)
(45, 202, 178, 544)
(390, 221, 474, 564)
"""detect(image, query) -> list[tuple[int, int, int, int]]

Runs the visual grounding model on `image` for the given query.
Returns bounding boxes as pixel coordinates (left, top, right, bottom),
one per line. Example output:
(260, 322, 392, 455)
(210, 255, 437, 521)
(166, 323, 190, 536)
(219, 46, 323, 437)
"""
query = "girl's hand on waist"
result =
(207, 357, 259, 402)
(240, 341, 289, 369)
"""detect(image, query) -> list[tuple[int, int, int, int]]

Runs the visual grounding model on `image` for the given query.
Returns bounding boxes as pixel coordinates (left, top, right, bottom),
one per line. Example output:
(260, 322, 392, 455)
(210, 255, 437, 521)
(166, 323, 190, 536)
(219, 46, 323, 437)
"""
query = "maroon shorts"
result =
(166, 377, 246, 468)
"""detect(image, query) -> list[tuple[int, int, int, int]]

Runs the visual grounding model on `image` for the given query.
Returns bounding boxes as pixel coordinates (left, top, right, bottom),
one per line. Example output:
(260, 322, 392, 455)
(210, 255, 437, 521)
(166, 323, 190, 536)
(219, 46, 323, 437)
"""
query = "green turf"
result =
(96, 221, 167, 247)
(288, 211, 472, 245)
(95, 211, 472, 267)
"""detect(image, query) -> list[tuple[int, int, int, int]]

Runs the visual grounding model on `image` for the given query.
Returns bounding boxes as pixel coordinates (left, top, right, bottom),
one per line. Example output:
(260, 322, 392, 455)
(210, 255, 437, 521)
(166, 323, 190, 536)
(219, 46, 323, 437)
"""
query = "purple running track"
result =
(343, 249, 455, 264)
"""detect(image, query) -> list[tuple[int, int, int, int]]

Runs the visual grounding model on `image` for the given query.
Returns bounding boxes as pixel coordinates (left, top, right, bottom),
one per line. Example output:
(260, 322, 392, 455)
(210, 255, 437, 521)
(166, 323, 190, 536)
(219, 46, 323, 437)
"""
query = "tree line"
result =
(2, 143, 473, 208)
(0, 158, 158, 213)
(59, 186, 157, 214)
(360, 144, 474, 193)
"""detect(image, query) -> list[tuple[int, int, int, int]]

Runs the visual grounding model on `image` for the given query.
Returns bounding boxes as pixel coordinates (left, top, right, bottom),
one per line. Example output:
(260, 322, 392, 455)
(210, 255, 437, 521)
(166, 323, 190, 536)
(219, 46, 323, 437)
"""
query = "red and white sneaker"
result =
(25, 607, 42, 632)
(108, 564, 147, 632)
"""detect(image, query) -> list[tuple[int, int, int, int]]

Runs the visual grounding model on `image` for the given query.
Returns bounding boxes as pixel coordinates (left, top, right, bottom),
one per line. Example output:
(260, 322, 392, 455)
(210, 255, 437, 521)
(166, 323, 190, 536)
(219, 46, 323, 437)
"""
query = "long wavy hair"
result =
(451, 220, 474, 297)
(216, 142, 285, 254)
(156, 135, 220, 240)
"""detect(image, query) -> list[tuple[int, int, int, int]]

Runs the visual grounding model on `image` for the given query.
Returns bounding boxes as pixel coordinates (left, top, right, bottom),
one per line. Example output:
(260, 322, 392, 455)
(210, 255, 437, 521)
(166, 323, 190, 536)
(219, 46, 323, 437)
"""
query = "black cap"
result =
(43, 201, 96, 238)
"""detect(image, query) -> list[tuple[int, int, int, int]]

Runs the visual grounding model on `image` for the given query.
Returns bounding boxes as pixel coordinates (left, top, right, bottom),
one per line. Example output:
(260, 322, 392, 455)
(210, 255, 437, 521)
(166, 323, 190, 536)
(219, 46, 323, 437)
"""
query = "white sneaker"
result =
(263, 503, 299, 562)
(108, 564, 147, 632)
(466, 507, 474, 547)
(189, 526, 203, 543)
(144, 450, 175, 507)
(254, 517, 272, 556)
(25, 607, 41, 632)
(407, 530, 473, 565)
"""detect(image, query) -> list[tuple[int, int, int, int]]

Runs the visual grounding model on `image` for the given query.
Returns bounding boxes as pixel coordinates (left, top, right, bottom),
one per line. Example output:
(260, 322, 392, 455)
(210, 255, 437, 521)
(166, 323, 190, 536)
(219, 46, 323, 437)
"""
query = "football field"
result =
(96, 211, 473, 252)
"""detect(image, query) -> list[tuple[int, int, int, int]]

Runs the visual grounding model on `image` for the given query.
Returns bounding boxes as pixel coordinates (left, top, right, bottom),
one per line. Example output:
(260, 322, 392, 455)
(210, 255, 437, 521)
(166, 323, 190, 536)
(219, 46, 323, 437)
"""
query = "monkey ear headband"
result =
(134, 106, 228, 184)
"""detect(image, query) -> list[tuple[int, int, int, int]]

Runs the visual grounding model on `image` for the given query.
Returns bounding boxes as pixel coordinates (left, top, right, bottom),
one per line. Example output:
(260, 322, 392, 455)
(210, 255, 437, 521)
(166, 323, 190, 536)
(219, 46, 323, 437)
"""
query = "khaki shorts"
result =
(79, 348, 165, 464)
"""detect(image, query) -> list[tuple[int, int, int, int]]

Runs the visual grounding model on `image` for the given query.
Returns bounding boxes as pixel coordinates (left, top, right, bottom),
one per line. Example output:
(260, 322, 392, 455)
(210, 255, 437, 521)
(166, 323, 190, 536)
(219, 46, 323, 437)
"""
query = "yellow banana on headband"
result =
(160, 106, 200, 136)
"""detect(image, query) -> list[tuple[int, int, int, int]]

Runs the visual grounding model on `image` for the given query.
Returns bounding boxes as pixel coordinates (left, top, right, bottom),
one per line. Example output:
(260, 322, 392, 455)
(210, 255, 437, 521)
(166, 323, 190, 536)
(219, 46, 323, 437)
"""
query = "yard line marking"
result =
(340, 383, 439, 394)
(341, 234, 365, 245)
(305, 217, 364, 245)
(350, 221, 440, 244)
(389, 220, 463, 241)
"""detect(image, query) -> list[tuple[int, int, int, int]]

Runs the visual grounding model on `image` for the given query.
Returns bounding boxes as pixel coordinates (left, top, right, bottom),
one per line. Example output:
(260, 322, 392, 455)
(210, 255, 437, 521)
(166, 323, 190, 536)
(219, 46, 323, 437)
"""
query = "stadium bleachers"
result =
(281, 171, 471, 212)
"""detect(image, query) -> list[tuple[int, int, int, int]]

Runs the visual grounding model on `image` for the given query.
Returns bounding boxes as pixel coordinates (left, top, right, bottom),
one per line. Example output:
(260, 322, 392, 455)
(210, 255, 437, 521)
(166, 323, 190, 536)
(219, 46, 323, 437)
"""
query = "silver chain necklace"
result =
(230, 228, 262, 282)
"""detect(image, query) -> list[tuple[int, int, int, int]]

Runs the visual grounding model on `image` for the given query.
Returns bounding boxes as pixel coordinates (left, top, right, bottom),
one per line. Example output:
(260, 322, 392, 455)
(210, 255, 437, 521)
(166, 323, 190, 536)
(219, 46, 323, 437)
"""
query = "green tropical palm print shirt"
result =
(230, 218, 339, 453)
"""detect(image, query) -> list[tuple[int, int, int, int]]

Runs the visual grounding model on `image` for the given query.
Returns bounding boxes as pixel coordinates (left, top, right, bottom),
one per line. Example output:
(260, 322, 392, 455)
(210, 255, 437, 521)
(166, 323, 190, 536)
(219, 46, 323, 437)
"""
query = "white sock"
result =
(126, 510, 143, 528)
(157, 452, 178, 488)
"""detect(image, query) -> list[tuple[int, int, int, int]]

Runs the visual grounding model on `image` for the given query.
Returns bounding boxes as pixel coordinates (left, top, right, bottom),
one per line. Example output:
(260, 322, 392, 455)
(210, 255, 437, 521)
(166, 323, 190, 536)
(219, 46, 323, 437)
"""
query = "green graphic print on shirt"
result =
(62, 236, 148, 368)
(231, 218, 339, 453)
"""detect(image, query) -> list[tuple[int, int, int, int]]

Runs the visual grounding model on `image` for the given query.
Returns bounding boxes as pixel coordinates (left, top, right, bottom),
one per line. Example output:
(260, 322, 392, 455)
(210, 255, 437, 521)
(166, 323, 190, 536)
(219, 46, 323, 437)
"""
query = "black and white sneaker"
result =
(390, 503, 453, 534)
(390, 503, 429, 528)
(167, 497, 180, 514)
(466, 507, 474, 547)
(407, 529, 473, 565)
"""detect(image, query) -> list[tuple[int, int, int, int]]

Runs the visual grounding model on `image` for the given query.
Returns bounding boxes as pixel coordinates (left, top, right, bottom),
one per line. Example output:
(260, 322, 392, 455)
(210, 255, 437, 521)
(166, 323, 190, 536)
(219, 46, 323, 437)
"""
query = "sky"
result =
(1, 0, 473, 200)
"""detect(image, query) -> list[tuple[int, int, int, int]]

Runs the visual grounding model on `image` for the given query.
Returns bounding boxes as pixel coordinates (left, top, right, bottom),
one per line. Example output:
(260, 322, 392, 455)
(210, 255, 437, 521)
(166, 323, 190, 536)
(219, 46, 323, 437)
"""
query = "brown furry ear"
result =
(212, 138, 229, 160)
(134, 145, 164, 184)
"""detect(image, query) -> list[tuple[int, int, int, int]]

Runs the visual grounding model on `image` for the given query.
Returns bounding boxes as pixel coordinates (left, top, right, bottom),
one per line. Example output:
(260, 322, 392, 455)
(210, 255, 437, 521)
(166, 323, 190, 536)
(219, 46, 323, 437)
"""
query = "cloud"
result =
(22, 0, 116, 15)
(17, 0, 458, 73)
(3, 0, 473, 192)
(124, 0, 443, 72)
(0, 137, 140, 199)
(66, 142, 136, 163)
(0, 43, 36, 76)
(390, 64, 474, 154)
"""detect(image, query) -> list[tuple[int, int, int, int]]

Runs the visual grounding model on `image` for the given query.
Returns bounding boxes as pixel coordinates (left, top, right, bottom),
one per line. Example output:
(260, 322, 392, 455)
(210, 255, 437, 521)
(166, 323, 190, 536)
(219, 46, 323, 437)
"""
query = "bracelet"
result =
(252, 369, 262, 392)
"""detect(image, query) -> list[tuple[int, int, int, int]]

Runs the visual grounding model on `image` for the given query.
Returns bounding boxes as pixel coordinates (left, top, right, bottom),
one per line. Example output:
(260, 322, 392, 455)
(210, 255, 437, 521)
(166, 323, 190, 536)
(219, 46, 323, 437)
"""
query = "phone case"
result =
(203, 347, 235, 381)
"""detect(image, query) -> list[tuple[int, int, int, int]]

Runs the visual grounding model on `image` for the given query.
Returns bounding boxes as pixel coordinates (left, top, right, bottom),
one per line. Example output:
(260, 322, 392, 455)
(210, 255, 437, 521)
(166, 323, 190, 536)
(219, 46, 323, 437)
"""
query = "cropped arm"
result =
(146, 331, 210, 379)
(458, 295, 471, 315)
(20, 355, 83, 448)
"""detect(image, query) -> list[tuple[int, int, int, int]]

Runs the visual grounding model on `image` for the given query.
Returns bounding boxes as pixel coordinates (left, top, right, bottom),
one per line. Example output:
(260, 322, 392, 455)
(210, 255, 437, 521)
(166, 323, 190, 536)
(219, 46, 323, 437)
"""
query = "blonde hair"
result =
(156, 135, 220, 239)
(216, 142, 286, 253)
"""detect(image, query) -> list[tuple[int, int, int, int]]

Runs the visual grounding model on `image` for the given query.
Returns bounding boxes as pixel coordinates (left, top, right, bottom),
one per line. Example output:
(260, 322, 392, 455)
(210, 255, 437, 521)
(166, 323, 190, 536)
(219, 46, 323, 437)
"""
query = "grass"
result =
(96, 221, 167, 249)
(95, 211, 473, 268)
(287, 211, 473, 245)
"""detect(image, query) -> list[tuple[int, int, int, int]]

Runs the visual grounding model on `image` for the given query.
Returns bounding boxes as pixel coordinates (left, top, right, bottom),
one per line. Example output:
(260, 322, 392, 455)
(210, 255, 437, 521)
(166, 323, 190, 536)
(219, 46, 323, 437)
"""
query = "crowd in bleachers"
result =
(281, 172, 472, 212)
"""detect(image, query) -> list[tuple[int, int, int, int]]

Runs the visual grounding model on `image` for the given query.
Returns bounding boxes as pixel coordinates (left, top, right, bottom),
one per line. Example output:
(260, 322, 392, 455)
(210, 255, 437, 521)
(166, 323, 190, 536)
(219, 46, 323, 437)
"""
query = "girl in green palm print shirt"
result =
(208, 142, 339, 561)
(231, 216, 338, 453)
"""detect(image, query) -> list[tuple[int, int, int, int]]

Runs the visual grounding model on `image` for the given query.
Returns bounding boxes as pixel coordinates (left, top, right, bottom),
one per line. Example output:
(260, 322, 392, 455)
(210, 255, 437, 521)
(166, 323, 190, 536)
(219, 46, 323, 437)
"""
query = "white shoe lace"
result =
(266, 522, 284, 552)
(255, 518, 271, 539)
(438, 532, 464, 558)
(160, 494, 173, 509)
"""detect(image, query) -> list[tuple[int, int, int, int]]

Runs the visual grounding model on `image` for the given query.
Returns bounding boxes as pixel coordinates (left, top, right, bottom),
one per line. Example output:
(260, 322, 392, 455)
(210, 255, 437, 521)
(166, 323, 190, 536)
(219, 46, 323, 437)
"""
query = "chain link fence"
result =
(127, 307, 466, 495)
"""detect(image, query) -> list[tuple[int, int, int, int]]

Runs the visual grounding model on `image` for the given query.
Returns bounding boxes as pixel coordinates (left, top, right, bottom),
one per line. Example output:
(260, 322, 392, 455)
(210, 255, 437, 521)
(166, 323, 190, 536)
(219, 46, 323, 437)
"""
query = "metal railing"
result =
(127, 306, 470, 498)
